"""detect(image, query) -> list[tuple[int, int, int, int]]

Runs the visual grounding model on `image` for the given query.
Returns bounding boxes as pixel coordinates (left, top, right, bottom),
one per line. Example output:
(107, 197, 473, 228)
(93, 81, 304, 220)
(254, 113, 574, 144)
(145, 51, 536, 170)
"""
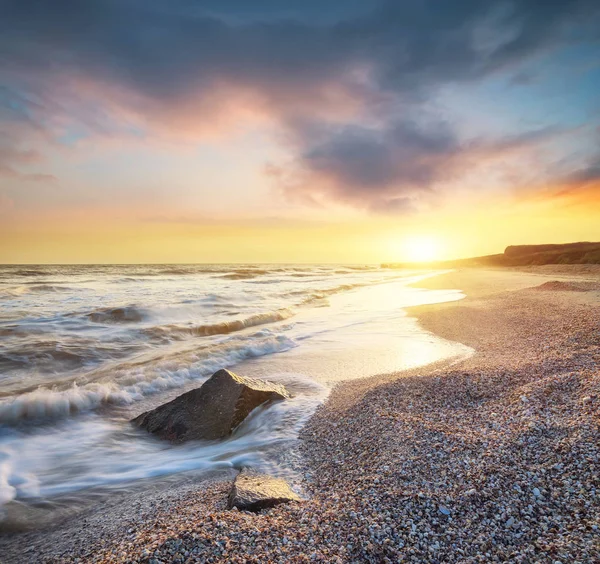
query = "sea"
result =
(0, 264, 471, 526)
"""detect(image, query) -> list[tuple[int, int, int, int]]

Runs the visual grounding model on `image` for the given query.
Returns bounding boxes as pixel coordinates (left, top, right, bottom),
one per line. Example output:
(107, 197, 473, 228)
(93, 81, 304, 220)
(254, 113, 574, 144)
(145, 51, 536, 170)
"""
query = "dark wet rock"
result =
(228, 471, 301, 512)
(132, 369, 290, 443)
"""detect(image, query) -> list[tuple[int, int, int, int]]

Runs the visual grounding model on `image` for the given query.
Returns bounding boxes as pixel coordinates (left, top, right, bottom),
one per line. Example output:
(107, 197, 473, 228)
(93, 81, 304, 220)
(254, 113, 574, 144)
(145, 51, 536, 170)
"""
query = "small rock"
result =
(228, 470, 301, 512)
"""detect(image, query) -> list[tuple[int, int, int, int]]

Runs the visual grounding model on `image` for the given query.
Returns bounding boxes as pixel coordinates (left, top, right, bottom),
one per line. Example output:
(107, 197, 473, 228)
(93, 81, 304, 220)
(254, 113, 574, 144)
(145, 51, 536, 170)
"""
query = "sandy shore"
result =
(2, 267, 599, 563)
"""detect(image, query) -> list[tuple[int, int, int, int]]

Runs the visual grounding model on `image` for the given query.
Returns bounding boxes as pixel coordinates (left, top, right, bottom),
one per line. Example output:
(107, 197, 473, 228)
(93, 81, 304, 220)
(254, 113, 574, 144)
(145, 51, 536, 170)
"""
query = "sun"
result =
(402, 235, 441, 263)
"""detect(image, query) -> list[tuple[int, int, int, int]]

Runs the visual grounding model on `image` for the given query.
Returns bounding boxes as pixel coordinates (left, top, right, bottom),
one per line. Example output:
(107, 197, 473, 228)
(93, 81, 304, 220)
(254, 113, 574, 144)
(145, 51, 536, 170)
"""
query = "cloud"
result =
(272, 120, 573, 211)
(280, 119, 457, 211)
(4, 1, 596, 106)
(0, 142, 57, 183)
(543, 153, 600, 207)
(0, 0, 598, 207)
(567, 157, 600, 185)
(0, 166, 56, 183)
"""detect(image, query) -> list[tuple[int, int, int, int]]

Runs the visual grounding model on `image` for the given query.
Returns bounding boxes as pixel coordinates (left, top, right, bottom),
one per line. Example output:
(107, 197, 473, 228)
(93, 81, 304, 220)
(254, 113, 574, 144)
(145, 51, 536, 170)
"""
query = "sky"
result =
(1, 0, 600, 263)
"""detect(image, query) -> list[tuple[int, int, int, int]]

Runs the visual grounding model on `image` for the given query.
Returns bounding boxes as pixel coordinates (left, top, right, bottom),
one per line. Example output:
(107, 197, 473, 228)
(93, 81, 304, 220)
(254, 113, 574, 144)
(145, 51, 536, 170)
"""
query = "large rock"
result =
(228, 471, 301, 512)
(132, 369, 290, 443)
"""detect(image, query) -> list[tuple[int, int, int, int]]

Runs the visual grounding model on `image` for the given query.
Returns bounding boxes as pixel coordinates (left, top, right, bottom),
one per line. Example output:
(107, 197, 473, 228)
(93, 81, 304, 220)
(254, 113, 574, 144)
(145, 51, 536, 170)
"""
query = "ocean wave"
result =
(299, 295, 330, 307)
(245, 279, 281, 285)
(0, 328, 22, 337)
(0, 286, 30, 298)
(0, 384, 130, 423)
(236, 268, 270, 275)
(287, 274, 415, 306)
(111, 266, 242, 278)
(87, 306, 146, 323)
(111, 277, 144, 283)
(215, 268, 271, 280)
(1, 284, 74, 297)
(160, 267, 196, 275)
(0, 337, 138, 375)
(144, 308, 294, 340)
(286, 282, 367, 303)
(218, 273, 260, 280)
(0, 334, 296, 425)
(195, 293, 233, 305)
(0, 350, 86, 371)
(28, 284, 72, 293)
(9, 269, 48, 277)
(125, 267, 212, 276)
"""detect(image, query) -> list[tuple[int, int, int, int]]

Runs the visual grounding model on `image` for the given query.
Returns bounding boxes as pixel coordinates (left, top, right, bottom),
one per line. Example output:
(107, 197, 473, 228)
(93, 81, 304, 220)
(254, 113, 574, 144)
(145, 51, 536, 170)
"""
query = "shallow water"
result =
(0, 264, 470, 524)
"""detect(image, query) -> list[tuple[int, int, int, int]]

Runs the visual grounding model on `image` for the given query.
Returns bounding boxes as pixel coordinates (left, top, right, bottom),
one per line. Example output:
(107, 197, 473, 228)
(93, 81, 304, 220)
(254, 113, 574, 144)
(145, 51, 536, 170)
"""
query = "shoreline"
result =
(1, 266, 599, 562)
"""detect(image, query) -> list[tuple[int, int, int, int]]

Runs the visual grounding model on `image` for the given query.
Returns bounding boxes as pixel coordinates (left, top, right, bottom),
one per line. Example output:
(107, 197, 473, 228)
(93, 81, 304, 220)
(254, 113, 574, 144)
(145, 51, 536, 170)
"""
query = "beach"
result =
(1, 266, 599, 563)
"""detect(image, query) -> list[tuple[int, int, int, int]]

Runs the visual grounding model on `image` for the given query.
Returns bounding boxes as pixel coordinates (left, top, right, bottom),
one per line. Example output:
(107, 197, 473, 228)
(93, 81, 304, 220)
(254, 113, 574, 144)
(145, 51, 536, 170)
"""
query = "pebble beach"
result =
(2, 267, 599, 563)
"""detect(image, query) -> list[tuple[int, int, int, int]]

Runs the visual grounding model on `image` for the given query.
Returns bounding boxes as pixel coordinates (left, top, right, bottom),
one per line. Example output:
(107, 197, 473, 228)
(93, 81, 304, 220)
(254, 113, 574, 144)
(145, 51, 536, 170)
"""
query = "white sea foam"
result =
(145, 308, 295, 340)
(0, 284, 75, 298)
(87, 306, 147, 323)
(0, 333, 297, 424)
(0, 373, 328, 508)
(0, 264, 468, 519)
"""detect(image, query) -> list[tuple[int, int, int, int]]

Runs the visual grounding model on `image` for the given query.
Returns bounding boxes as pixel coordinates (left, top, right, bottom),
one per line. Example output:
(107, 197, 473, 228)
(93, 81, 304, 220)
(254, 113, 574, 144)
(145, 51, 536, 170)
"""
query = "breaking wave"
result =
(216, 269, 271, 280)
(1, 284, 74, 298)
(9, 269, 48, 277)
(0, 333, 297, 425)
(144, 309, 294, 340)
(87, 306, 147, 323)
(28, 284, 73, 293)
(218, 273, 260, 280)
(0, 286, 29, 298)
(285, 282, 368, 304)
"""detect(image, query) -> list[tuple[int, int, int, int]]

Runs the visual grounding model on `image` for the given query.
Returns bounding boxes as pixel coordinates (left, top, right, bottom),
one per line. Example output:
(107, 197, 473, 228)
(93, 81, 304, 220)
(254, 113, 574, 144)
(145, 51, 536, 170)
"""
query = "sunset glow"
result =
(401, 236, 441, 263)
(1, 2, 599, 264)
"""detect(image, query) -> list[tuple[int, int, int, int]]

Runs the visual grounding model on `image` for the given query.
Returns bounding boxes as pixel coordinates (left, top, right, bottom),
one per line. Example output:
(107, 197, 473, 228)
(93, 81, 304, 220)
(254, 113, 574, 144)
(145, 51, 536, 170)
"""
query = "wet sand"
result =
(2, 266, 599, 563)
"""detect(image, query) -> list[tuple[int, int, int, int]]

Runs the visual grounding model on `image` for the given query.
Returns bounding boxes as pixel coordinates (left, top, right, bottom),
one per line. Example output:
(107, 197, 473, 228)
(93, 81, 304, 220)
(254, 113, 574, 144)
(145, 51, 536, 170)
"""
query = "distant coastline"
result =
(383, 241, 600, 269)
